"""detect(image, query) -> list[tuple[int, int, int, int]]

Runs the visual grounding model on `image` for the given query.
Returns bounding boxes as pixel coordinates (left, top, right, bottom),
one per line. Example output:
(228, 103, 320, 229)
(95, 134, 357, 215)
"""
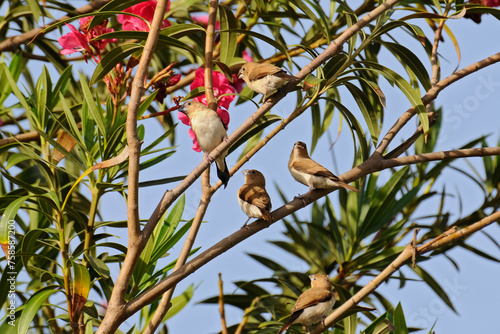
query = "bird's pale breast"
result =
(191, 110, 227, 153)
(238, 197, 263, 219)
(293, 298, 335, 326)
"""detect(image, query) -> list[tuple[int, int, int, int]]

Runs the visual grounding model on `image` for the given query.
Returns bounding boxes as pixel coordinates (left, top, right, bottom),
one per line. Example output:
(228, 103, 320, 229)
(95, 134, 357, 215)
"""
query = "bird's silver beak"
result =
(178, 104, 186, 113)
(237, 72, 243, 79)
(242, 169, 249, 176)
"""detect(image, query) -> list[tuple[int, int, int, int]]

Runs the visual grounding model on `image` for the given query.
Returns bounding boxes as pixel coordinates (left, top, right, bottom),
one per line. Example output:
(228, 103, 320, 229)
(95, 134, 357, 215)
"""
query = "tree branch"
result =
(309, 209, 500, 333)
(375, 51, 500, 155)
(96, 1, 170, 333)
(384, 112, 437, 159)
(382, 147, 500, 169)
(204, 0, 219, 110)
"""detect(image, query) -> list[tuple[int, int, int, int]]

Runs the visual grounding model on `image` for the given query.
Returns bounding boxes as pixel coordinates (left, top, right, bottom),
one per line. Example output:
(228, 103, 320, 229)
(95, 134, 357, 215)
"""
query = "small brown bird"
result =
(179, 101, 230, 187)
(288, 141, 358, 192)
(238, 62, 298, 101)
(237, 169, 272, 228)
(279, 274, 335, 334)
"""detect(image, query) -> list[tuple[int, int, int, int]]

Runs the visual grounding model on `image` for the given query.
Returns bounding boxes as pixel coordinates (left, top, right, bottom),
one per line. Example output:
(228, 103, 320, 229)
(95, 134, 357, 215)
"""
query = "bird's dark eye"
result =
(187, 102, 191, 106)
(242, 67, 246, 72)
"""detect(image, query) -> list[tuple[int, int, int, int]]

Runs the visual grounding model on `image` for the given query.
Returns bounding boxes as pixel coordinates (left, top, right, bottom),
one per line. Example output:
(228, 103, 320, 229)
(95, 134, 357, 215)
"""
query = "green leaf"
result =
(218, 29, 291, 62)
(352, 61, 428, 135)
(80, 73, 107, 138)
(219, 5, 238, 64)
(25, 0, 43, 22)
(343, 82, 380, 146)
(161, 23, 206, 38)
(85, 254, 110, 278)
(73, 263, 91, 300)
(150, 195, 186, 262)
(50, 65, 74, 109)
(327, 99, 369, 163)
(363, 311, 389, 334)
(163, 284, 195, 320)
(0, 53, 24, 106)
(0, 197, 29, 244)
(393, 302, 408, 334)
(1, 63, 31, 113)
(18, 287, 58, 334)
(137, 176, 187, 188)
(382, 41, 431, 91)
(182, 87, 206, 101)
(90, 44, 143, 85)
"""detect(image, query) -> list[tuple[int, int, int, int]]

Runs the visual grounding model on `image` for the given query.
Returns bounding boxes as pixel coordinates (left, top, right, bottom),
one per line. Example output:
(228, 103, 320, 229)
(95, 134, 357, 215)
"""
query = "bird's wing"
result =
(238, 185, 272, 210)
(248, 64, 283, 81)
(291, 159, 340, 181)
(292, 289, 333, 313)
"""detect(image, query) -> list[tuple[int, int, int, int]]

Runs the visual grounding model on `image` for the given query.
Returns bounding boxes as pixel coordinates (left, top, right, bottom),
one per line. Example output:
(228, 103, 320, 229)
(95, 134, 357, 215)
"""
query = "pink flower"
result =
(118, 0, 171, 31)
(486, 0, 500, 6)
(177, 113, 202, 152)
(191, 68, 235, 110)
(466, 0, 500, 22)
(192, 15, 220, 30)
(180, 68, 235, 151)
(242, 50, 253, 63)
(167, 74, 181, 86)
(58, 17, 116, 57)
(59, 23, 92, 55)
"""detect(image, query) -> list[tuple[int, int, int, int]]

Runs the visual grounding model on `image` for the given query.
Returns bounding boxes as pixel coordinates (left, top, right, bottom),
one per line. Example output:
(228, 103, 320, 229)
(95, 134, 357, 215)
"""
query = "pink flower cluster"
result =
(178, 68, 236, 152)
(59, 0, 172, 57)
(58, 17, 117, 58)
(118, 0, 171, 31)
(192, 15, 221, 30)
(466, 0, 500, 23)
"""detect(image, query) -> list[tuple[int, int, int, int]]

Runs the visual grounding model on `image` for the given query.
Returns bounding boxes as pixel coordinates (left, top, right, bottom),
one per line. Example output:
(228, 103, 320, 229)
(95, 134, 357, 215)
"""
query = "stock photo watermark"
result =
(408, 276, 467, 329)
(439, 73, 500, 143)
(6, 219, 17, 326)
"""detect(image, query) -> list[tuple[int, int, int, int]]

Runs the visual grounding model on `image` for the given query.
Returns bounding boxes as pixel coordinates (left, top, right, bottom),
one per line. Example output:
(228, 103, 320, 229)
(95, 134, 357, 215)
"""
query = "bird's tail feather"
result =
(278, 312, 300, 334)
(278, 323, 291, 334)
(216, 158, 230, 188)
(261, 210, 272, 223)
(338, 181, 359, 192)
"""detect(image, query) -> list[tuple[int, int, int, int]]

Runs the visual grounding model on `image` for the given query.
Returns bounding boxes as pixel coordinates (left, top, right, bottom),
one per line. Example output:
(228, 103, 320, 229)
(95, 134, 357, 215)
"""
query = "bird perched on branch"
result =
(279, 274, 335, 334)
(238, 62, 299, 102)
(237, 169, 272, 228)
(179, 101, 230, 187)
(288, 141, 358, 192)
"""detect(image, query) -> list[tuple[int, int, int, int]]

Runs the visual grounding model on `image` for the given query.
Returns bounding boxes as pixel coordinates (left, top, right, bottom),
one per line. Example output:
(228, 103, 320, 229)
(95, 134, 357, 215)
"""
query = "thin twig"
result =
(219, 273, 229, 334)
(411, 228, 420, 268)
(234, 297, 260, 334)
